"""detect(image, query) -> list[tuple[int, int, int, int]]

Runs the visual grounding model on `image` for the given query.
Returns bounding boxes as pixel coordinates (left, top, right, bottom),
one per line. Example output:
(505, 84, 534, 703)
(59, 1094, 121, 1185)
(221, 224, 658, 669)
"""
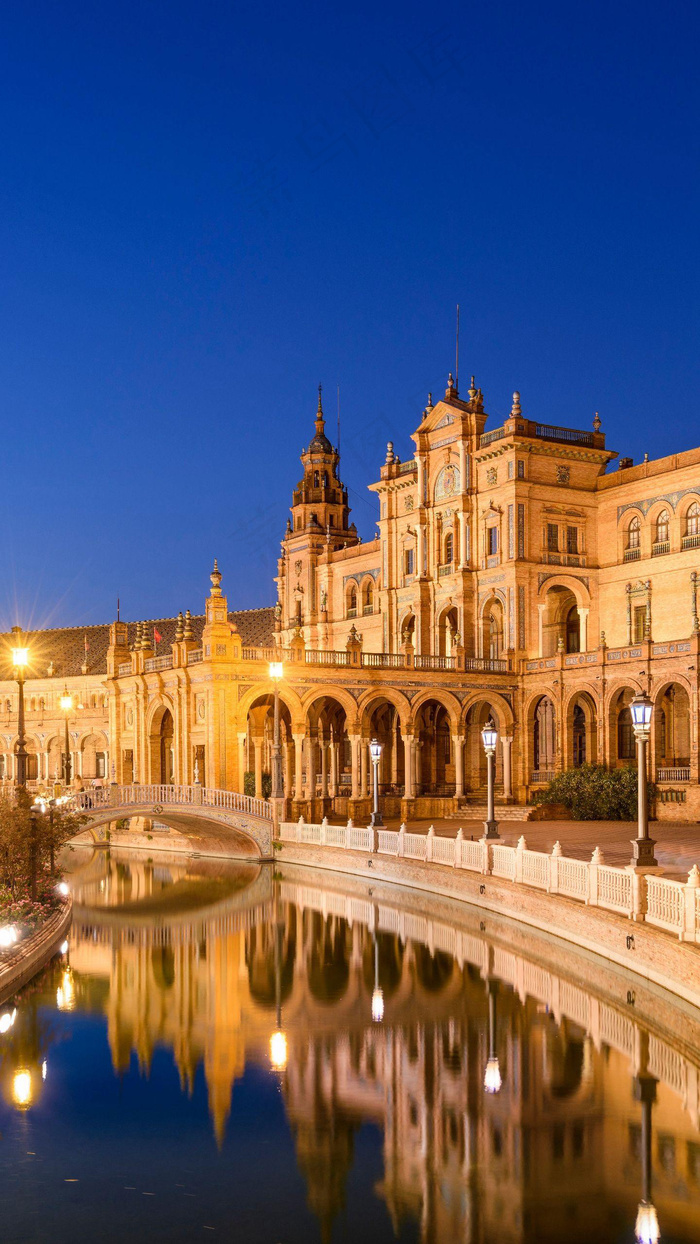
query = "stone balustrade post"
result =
(550, 841, 562, 894)
(320, 816, 328, 846)
(426, 825, 434, 863)
(397, 822, 406, 857)
(454, 827, 463, 869)
(480, 837, 493, 874)
(588, 847, 603, 906)
(684, 865, 700, 942)
(296, 815, 304, 844)
(630, 867, 648, 922)
(515, 835, 527, 884)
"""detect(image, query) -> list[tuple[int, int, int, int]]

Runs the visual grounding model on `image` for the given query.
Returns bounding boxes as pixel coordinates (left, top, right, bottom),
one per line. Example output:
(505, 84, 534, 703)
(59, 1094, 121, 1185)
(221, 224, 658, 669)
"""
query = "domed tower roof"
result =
(306, 385, 333, 454)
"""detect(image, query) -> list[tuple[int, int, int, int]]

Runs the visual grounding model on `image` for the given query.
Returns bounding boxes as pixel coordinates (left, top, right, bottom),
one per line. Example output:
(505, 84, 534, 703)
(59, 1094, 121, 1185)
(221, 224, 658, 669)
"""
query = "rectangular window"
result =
(547, 524, 559, 552)
(508, 460, 514, 479)
(487, 527, 498, 556)
(566, 526, 578, 554)
(404, 548, 414, 576)
(517, 460, 525, 479)
(633, 605, 646, 643)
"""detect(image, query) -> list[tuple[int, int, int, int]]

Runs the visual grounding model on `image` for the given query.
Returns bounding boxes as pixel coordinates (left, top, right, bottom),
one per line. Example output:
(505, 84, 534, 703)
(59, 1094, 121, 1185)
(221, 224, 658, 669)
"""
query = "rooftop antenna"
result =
(455, 303, 460, 393)
(337, 385, 341, 454)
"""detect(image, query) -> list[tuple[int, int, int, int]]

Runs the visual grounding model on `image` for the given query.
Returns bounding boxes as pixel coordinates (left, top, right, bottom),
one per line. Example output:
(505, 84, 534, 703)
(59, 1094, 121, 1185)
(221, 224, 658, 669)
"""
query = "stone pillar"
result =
(360, 739, 368, 798)
(458, 511, 468, 569)
(454, 733, 464, 798)
(293, 733, 304, 800)
(502, 735, 513, 800)
(405, 736, 415, 799)
(391, 724, 400, 785)
(237, 732, 247, 791)
(329, 737, 337, 797)
(253, 738, 263, 799)
(578, 606, 589, 653)
(307, 734, 317, 801)
(320, 733, 329, 799)
(350, 735, 361, 799)
(538, 602, 546, 658)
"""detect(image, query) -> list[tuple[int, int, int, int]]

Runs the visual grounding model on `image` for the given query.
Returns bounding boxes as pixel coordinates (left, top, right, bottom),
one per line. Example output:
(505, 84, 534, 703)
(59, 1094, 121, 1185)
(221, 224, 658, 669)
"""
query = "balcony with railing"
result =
(117, 661, 132, 676)
(624, 546, 641, 561)
(682, 533, 700, 550)
(657, 767, 691, 783)
(438, 563, 454, 577)
(479, 418, 603, 451)
(652, 540, 670, 557)
(187, 649, 203, 665)
(144, 654, 174, 673)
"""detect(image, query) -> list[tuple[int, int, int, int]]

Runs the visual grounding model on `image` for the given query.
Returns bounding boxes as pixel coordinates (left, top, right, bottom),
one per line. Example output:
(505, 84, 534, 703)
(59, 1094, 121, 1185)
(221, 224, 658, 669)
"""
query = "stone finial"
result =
(600, 630, 606, 647)
(427, 392, 433, 409)
(455, 827, 463, 842)
(210, 558, 222, 596)
(517, 835, 527, 851)
(183, 609, 193, 641)
(557, 634, 565, 653)
(591, 846, 604, 865)
(511, 391, 521, 416)
(688, 864, 700, 887)
(593, 411, 602, 432)
(175, 612, 184, 642)
(385, 441, 395, 464)
(427, 825, 434, 838)
(446, 372, 457, 397)
(552, 841, 562, 856)
(468, 375, 477, 399)
(317, 382, 323, 415)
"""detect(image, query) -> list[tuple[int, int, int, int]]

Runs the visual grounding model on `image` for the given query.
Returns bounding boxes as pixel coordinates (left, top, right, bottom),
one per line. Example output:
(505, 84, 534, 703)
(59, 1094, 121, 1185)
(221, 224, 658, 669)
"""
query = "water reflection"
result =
(2, 849, 700, 1242)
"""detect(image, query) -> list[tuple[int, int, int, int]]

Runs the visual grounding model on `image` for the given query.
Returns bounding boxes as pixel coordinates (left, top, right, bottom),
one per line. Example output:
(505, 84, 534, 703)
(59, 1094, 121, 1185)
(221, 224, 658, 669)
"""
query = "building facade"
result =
(2, 372, 700, 820)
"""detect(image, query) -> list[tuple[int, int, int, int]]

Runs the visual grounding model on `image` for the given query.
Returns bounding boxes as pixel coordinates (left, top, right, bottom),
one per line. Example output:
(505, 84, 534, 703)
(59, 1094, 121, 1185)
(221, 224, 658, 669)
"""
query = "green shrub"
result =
(532, 764, 655, 821)
(244, 770, 272, 799)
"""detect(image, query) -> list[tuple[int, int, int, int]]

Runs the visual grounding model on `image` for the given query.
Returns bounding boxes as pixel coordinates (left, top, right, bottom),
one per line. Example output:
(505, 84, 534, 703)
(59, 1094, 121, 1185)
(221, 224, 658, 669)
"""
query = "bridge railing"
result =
(68, 784, 272, 821)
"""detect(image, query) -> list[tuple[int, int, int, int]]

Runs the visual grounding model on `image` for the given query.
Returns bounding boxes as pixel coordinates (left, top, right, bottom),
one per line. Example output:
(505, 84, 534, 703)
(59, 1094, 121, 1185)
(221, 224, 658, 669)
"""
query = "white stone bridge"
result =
(69, 784, 273, 859)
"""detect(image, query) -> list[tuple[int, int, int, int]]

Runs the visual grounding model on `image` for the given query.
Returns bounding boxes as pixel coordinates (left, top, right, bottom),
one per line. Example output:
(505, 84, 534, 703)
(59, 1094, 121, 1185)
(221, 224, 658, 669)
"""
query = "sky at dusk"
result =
(0, 0, 697, 630)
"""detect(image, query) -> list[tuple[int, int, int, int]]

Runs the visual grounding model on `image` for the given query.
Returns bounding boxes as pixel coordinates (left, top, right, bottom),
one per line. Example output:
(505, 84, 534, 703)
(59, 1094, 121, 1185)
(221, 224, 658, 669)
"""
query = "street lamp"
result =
(11, 630, 28, 790)
(630, 691, 656, 867)
(635, 1074, 660, 1243)
(483, 980, 502, 1094)
(269, 886, 287, 1072)
(481, 720, 500, 840)
(60, 687, 73, 788)
(369, 738, 384, 830)
(269, 661, 284, 807)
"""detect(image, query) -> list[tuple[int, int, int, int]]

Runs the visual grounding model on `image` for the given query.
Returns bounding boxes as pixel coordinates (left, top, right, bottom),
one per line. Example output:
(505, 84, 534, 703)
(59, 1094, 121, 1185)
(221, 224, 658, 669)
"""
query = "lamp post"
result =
(11, 630, 29, 791)
(371, 932, 384, 1023)
(60, 688, 73, 789)
(635, 1073, 660, 1244)
(369, 738, 384, 829)
(269, 662, 284, 825)
(630, 691, 656, 867)
(483, 979, 502, 1094)
(481, 720, 500, 840)
(269, 885, 287, 1072)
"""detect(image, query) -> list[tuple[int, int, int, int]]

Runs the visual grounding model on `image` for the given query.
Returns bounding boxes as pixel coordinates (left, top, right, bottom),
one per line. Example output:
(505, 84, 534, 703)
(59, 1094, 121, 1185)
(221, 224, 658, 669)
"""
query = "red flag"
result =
(153, 627, 162, 645)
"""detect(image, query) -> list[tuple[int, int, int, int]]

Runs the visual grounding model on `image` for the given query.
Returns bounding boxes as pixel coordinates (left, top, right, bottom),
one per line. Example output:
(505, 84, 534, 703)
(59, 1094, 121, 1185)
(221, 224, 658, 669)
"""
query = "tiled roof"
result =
(0, 607, 275, 681)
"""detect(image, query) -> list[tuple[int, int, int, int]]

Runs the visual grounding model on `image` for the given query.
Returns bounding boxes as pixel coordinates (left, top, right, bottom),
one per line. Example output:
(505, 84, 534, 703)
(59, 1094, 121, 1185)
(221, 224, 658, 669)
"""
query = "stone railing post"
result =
(320, 816, 328, 846)
(426, 825, 434, 863)
(630, 867, 648, 922)
(454, 827, 463, 869)
(193, 783, 203, 805)
(550, 841, 562, 894)
(296, 815, 304, 844)
(480, 837, 493, 874)
(109, 784, 120, 807)
(684, 865, 700, 942)
(397, 822, 406, 857)
(588, 847, 603, 906)
(515, 835, 527, 884)
(345, 818, 353, 849)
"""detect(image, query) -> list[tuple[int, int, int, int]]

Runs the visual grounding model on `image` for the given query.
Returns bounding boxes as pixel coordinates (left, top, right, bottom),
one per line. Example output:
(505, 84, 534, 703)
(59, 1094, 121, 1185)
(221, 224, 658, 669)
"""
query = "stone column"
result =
(320, 733, 329, 799)
(502, 735, 513, 800)
(404, 736, 415, 798)
(578, 606, 589, 653)
(293, 733, 304, 800)
(329, 736, 337, 797)
(237, 732, 247, 791)
(538, 603, 546, 658)
(307, 734, 317, 801)
(454, 733, 464, 798)
(360, 739, 368, 798)
(391, 723, 400, 785)
(253, 738, 263, 799)
(458, 511, 468, 569)
(350, 734, 361, 799)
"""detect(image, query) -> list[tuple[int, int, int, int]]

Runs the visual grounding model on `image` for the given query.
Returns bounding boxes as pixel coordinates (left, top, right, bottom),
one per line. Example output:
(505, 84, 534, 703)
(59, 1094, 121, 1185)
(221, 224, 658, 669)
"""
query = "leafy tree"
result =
(0, 790, 86, 901)
(244, 770, 272, 800)
(532, 763, 655, 821)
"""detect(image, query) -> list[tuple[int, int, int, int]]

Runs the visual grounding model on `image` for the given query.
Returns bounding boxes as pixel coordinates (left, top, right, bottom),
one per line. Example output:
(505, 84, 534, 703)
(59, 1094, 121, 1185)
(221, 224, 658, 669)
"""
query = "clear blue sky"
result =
(1, 0, 697, 629)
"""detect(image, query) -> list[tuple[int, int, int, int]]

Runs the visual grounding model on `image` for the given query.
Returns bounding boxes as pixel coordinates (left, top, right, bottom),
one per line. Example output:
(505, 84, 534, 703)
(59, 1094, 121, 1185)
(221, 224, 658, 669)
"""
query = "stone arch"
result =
(301, 690, 354, 812)
(245, 689, 296, 802)
(564, 689, 598, 768)
(653, 680, 692, 776)
(345, 581, 358, 618)
(359, 574, 375, 614)
(480, 594, 505, 660)
(361, 693, 407, 795)
(680, 494, 700, 542)
(462, 697, 513, 793)
(146, 698, 176, 784)
(525, 692, 558, 782)
(79, 731, 107, 781)
(607, 683, 643, 767)
(237, 680, 304, 728)
(436, 603, 460, 657)
(537, 576, 591, 656)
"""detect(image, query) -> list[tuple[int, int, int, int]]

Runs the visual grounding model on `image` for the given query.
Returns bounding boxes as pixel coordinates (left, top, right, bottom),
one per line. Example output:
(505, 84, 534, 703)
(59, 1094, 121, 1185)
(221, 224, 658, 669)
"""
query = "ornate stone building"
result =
(2, 371, 700, 820)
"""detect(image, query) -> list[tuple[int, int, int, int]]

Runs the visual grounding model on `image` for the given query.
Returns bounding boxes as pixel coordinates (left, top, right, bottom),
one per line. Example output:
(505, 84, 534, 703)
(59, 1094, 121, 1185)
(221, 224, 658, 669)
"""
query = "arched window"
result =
(565, 605, 580, 654)
(618, 706, 635, 760)
(627, 515, 640, 549)
(322, 472, 329, 488)
(362, 580, 374, 613)
(347, 586, 358, 618)
(444, 532, 454, 565)
(313, 471, 320, 487)
(686, 502, 700, 538)
(655, 509, 669, 545)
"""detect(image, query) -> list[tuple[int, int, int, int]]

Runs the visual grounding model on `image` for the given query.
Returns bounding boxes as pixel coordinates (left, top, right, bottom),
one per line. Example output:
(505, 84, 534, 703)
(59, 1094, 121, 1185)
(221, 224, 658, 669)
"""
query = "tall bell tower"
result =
(277, 386, 358, 635)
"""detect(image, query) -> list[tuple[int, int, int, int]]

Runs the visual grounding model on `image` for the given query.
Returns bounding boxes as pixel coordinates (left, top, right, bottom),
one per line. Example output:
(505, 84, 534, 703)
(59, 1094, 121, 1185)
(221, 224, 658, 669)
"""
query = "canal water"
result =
(0, 846, 699, 1243)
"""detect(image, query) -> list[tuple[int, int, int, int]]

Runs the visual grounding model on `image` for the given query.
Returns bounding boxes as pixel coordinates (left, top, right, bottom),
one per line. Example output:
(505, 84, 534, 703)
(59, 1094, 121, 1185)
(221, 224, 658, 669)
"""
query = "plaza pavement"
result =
(379, 815, 700, 880)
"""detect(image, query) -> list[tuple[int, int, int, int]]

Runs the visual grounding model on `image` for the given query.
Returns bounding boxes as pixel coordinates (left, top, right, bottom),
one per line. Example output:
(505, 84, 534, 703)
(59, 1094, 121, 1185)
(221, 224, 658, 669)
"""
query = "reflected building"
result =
(51, 858, 700, 1241)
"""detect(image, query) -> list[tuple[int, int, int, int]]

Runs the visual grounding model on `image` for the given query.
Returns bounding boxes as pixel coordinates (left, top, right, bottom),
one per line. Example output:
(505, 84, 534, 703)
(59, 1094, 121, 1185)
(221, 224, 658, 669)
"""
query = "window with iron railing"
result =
(546, 523, 559, 553)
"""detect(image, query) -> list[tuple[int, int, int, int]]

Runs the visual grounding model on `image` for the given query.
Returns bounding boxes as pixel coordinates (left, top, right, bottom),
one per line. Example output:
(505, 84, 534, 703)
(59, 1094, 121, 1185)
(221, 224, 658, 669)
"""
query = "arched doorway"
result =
(159, 710, 174, 784)
(569, 694, 597, 769)
(655, 683, 691, 778)
(540, 585, 581, 656)
(481, 597, 504, 660)
(610, 687, 638, 767)
(437, 606, 460, 657)
(573, 705, 586, 766)
(413, 699, 453, 796)
(463, 701, 504, 794)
